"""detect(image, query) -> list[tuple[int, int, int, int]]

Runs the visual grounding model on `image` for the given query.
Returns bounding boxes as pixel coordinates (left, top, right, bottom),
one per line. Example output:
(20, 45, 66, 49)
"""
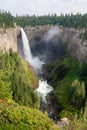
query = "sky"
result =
(0, 0, 87, 16)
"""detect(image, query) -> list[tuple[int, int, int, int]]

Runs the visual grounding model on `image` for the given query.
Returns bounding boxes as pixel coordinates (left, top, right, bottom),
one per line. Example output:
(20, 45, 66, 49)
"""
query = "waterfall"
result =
(21, 28, 44, 73)
(21, 28, 53, 103)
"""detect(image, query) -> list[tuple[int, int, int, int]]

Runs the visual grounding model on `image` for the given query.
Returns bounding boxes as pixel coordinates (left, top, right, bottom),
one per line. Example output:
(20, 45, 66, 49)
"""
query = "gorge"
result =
(21, 28, 53, 113)
(1, 25, 87, 64)
(19, 26, 87, 121)
(0, 25, 87, 129)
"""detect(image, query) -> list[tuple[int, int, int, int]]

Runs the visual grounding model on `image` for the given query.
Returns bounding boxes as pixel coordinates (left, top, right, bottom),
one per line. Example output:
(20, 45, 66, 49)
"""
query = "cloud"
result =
(0, 0, 87, 16)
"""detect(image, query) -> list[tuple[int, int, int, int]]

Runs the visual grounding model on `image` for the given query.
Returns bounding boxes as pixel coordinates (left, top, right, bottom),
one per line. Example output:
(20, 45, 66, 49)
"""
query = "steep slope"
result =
(0, 100, 59, 130)
(0, 27, 20, 53)
(43, 54, 87, 129)
(0, 50, 59, 130)
(0, 50, 39, 108)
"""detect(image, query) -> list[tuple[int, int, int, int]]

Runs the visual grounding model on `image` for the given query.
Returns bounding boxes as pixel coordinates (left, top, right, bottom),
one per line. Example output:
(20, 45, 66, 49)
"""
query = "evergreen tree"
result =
(0, 70, 12, 100)
(0, 49, 39, 108)
(70, 79, 86, 109)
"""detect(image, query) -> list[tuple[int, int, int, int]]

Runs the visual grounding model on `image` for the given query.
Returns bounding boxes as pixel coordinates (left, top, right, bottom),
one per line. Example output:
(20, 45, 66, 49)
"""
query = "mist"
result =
(29, 26, 66, 63)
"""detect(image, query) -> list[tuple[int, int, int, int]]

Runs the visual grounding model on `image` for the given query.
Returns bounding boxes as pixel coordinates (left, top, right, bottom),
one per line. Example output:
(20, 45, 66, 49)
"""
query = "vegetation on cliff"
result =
(0, 10, 87, 129)
(0, 11, 14, 28)
(0, 49, 39, 108)
(1, 10, 87, 29)
(0, 100, 59, 130)
(45, 54, 87, 129)
(15, 13, 87, 28)
(0, 49, 60, 130)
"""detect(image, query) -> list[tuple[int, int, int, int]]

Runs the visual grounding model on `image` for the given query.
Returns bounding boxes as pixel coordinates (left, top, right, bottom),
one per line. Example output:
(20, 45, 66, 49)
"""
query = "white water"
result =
(21, 28, 53, 102)
(36, 80, 53, 102)
(21, 28, 44, 73)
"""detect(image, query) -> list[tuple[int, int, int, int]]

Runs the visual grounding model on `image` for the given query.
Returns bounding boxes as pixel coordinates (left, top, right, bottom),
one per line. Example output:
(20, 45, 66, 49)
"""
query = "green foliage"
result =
(15, 13, 87, 28)
(0, 10, 14, 28)
(0, 101, 59, 130)
(45, 54, 87, 117)
(69, 119, 87, 130)
(70, 79, 86, 109)
(21, 59, 39, 89)
(0, 70, 12, 100)
(0, 50, 39, 108)
(1, 11, 87, 28)
(59, 107, 79, 120)
(48, 55, 79, 107)
(78, 63, 87, 89)
(44, 54, 87, 129)
(83, 100, 87, 122)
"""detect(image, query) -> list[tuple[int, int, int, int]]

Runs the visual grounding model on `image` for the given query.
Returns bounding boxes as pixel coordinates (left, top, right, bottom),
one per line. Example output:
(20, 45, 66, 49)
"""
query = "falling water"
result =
(21, 28, 53, 103)
(21, 28, 44, 73)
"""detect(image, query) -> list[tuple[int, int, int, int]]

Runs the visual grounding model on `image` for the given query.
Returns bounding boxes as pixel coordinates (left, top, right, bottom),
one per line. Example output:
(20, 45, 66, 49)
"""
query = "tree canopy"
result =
(1, 10, 87, 28)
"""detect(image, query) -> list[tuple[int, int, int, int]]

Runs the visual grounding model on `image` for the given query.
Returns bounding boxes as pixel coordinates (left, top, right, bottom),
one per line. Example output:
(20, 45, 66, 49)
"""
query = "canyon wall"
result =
(25, 26, 87, 63)
(0, 27, 20, 53)
(0, 25, 87, 63)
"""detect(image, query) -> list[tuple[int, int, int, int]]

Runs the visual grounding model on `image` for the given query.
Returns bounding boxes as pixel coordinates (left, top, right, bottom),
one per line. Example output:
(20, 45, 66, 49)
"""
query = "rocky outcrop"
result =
(0, 27, 20, 53)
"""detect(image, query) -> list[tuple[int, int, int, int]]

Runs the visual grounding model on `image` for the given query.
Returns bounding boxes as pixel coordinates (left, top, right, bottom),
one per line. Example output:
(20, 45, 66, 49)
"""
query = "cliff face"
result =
(0, 27, 20, 53)
(25, 26, 87, 63)
(0, 26, 87, 63)
(63, 28, 87, 62)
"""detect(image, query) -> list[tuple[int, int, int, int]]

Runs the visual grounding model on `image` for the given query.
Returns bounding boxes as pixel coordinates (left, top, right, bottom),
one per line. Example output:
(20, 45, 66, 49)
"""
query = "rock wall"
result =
(24, 25, 87, 63)
(0, 27, 20, 53)
(0, 25, 87, 63)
